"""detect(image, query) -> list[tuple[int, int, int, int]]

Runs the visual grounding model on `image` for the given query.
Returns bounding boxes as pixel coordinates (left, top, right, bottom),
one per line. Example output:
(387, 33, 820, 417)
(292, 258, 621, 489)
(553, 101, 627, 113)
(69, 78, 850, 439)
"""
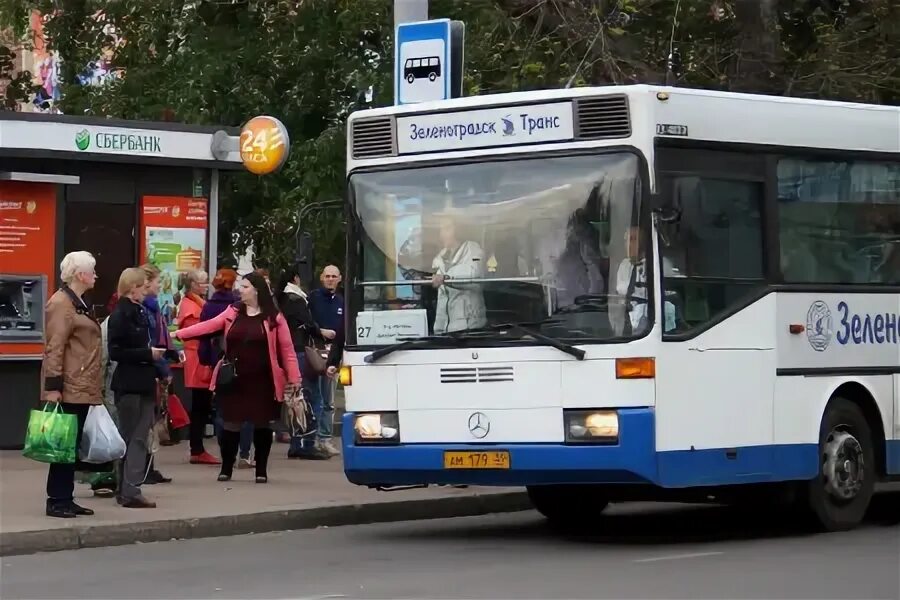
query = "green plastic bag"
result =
(22, 403, 78, 464)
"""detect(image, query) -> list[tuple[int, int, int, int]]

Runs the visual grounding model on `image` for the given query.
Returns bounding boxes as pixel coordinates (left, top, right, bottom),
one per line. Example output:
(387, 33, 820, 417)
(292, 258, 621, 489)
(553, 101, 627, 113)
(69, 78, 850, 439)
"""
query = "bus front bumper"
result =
(341, 408, 658, 487)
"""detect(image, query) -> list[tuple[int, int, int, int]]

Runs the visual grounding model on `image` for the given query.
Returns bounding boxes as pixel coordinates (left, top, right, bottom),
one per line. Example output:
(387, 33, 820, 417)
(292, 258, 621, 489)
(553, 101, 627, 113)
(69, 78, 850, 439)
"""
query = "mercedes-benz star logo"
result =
(468, 412, 490, 439)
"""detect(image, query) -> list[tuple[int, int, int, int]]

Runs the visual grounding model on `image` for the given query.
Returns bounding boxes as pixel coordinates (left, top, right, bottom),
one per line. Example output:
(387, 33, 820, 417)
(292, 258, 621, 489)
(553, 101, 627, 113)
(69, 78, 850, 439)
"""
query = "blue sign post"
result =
(395, 19, 463, 106)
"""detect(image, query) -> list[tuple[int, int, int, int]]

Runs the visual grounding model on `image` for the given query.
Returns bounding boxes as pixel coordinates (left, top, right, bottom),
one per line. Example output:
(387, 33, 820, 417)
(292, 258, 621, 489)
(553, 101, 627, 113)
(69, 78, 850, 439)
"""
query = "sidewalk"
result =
(0, 442, 529, 556)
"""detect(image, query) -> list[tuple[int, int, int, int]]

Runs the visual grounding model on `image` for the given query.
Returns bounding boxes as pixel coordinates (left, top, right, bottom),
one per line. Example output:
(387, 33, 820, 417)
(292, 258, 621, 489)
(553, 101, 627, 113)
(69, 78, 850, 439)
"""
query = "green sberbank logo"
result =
(74, 129, 91, 151)
(72, 128, 162, 154)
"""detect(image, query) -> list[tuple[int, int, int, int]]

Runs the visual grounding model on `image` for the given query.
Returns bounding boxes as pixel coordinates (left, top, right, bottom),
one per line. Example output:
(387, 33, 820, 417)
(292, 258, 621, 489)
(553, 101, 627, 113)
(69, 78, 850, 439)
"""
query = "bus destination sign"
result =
(396, 102, 575, 155)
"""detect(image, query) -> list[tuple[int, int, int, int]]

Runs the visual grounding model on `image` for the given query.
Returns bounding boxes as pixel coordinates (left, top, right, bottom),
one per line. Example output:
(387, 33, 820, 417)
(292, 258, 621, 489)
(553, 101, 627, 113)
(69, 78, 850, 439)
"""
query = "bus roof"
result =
(347, 85, 899, 160)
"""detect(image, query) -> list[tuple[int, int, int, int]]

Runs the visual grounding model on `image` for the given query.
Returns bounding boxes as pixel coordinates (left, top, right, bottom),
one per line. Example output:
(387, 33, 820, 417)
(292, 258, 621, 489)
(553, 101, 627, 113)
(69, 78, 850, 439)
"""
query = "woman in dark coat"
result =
(277, 267, 330, 460)
(200, 268, 254, 468)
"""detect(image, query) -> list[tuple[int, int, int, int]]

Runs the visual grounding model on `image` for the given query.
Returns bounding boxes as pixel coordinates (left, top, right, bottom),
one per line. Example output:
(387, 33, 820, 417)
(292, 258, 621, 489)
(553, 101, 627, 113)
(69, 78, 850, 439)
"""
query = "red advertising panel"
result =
(0, 181, 57, 356)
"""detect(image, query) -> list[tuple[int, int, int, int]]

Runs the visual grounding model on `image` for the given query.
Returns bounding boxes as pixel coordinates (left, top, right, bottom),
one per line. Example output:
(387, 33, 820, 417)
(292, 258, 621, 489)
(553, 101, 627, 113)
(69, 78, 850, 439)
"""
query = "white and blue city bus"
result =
(339, 85, 899, 531)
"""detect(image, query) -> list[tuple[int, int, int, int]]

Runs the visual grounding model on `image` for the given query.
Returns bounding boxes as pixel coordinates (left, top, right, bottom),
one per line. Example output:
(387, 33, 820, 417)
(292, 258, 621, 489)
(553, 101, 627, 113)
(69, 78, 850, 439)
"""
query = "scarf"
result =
(185, 291, 205, 308)
(143, 294, 161, 315)
(142, 294, 169, 348)
(283, 281, 308, 300)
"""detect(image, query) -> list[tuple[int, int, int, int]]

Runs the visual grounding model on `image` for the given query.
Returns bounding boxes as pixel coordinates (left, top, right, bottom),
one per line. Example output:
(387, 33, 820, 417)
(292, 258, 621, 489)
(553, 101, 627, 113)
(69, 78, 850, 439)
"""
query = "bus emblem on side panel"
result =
(806, 301, 833, 352)
(468, 412, 490, 438)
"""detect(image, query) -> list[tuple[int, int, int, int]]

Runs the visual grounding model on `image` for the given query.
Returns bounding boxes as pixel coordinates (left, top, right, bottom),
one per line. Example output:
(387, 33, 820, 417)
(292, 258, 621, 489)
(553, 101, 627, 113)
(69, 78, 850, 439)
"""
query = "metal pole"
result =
(394, 0, 428, 29)
(208, 168, 219, 295)
(394, 0, 428, 104)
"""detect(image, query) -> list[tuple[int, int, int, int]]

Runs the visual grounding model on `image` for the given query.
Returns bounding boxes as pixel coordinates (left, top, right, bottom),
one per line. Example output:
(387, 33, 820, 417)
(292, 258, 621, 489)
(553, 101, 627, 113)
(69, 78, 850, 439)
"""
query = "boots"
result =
(218, 430, 240, 482)
(253, 427, 273, 483)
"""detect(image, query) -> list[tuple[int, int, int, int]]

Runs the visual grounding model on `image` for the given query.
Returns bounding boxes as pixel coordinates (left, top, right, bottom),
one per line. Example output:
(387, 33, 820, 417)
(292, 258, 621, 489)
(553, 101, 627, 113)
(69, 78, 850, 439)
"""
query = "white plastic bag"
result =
(80, 405, 127, 463)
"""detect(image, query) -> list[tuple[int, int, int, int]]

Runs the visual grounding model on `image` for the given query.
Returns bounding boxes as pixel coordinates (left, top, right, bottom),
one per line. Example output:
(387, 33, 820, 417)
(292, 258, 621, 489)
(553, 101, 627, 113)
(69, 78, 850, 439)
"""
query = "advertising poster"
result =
(0, 182, 56, 356)
(139, 196, 208, 340)
(27, 9, 122, 113)
(394, 196, 423, 304)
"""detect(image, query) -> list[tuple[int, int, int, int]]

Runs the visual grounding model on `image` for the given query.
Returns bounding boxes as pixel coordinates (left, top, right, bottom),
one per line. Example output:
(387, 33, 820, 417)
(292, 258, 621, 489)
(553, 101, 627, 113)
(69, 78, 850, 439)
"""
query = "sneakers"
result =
(287, 445, 331, 460)
(319, 440, 341, 457)
(190, 451, 222, 465)
(237, 457, 255, 469)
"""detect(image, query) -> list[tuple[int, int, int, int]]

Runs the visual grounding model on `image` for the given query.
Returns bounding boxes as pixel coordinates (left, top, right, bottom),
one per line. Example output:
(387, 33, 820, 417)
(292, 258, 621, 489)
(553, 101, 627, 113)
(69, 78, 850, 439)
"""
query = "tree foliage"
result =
(1, 0, 896, 274)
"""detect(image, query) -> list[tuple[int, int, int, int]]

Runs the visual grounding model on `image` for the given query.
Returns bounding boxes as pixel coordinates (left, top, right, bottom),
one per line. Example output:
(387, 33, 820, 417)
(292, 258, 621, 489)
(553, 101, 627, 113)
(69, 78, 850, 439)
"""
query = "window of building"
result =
(778, 158, 900, 285)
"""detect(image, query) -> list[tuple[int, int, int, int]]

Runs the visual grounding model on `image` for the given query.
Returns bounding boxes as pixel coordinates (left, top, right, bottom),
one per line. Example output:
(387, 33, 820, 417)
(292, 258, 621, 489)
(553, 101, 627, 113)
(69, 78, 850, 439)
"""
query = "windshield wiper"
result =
(364, 323, 586, 364)
(363, 335, 469, 364)
(453, 323, 586, 361)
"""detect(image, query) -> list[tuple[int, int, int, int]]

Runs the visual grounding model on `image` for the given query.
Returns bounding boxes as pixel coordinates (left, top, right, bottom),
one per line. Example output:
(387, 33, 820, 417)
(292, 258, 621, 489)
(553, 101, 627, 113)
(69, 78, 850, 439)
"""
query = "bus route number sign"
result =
(239, 116, 290, 175)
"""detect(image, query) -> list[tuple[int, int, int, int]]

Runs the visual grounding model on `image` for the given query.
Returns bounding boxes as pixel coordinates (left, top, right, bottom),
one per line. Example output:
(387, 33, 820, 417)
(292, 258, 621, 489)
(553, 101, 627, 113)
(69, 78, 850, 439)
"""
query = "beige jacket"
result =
(40, 287, 103, 405)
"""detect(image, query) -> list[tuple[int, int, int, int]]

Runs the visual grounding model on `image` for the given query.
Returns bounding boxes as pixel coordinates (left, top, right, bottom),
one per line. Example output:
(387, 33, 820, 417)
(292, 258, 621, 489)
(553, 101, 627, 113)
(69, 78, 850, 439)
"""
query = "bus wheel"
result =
(527, 485, 609, 526)
(406, 73, 415, 84)
(806, 398, 876, 532)
(429, 72, 437, 82)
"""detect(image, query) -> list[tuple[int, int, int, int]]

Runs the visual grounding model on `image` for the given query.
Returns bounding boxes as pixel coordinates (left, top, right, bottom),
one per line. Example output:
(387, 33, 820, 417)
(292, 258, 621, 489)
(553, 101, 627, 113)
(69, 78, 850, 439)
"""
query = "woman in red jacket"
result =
(176, 269, 218, 465)
(174, 272, 300, 483)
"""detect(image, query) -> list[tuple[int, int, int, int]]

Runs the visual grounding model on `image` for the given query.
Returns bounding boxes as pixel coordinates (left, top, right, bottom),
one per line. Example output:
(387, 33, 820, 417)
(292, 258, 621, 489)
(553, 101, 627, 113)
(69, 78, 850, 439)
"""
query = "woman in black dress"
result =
(174, 272, 300, 483)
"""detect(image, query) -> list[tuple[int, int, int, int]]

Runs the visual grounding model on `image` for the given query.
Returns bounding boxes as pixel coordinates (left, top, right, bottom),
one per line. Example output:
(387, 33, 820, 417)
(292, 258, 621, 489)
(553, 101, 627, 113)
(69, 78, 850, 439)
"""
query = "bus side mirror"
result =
(650, 192, 680, 224)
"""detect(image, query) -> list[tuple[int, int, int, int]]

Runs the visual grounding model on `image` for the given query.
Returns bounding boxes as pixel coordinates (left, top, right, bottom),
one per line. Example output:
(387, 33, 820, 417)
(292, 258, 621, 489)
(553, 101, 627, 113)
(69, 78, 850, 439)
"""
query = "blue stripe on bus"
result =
(887, 440, 900, 475)
(341, 412, 825, 488)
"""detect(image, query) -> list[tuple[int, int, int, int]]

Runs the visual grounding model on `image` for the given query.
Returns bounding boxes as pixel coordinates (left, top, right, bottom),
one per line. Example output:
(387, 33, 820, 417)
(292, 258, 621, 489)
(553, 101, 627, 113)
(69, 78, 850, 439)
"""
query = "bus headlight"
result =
(565, 410, 619, 444)
(354, 412, 400, 444)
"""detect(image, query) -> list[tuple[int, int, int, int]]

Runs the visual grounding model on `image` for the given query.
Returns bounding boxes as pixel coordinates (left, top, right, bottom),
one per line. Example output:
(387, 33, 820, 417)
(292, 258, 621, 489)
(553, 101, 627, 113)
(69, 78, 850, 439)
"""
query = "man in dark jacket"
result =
(107, 268, 165, 509)
(308, 265, 343, 456)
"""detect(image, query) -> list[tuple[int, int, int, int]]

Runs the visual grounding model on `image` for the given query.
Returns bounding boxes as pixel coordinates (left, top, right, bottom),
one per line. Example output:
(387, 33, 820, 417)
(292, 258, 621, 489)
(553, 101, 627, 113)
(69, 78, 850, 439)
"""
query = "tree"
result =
(2, 0, 895, 276)
(4, 0, 395, 274)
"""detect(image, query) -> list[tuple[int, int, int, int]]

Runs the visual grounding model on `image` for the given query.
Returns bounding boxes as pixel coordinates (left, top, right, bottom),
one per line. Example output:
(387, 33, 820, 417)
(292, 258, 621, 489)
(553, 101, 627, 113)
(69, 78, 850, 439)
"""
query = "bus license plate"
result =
(444, 451, 510, 469)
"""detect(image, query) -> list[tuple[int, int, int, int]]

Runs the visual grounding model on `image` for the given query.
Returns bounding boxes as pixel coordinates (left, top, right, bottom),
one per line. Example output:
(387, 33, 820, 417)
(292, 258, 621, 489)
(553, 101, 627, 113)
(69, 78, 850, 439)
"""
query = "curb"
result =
(0, 491, 531, 556)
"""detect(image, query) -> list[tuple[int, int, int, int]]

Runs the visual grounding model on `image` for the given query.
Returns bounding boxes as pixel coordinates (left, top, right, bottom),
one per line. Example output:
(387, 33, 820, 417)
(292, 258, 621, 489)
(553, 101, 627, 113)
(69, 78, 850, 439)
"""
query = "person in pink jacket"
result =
(176, 269, 219, 465)
(174, 272, 300, 483)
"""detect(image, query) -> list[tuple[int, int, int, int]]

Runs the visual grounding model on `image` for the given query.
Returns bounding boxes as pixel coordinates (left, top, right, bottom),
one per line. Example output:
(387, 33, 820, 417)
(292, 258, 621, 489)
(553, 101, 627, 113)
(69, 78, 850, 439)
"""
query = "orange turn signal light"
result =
(615, 357, 655, 379)
(339, 366, 352, 386)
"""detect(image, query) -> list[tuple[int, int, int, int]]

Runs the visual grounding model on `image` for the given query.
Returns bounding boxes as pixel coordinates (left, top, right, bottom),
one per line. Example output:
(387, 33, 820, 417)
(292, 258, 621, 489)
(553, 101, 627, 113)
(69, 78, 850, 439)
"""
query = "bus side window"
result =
(659, 176, 767, 335)
(777, 158, 900, 285)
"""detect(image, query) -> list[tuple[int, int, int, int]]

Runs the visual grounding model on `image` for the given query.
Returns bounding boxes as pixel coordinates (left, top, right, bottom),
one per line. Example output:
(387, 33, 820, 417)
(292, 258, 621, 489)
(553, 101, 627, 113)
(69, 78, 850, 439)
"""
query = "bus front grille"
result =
(440, 366, 515, 384)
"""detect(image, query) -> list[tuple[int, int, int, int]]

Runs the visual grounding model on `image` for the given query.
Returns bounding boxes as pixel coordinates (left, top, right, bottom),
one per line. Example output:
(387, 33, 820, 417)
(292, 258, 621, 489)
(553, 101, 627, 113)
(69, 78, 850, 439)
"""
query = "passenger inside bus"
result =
(430, 216, 488, 334)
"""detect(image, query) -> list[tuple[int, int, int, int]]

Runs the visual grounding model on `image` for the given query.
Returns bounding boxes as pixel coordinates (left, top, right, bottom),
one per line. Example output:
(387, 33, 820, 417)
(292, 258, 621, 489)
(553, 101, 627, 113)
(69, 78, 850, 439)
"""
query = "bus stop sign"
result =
(395, 19, 464, 105)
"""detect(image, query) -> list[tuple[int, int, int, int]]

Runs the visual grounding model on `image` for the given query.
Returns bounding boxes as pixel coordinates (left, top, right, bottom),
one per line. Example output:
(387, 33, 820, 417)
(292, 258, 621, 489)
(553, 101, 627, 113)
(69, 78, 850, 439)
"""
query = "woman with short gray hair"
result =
(42, 251, 103, 518)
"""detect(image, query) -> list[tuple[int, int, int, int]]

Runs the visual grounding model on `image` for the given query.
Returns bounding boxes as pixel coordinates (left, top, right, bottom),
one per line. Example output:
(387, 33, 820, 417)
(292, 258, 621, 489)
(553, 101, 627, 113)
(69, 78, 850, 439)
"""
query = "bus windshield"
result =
(348, 152, 651, 346)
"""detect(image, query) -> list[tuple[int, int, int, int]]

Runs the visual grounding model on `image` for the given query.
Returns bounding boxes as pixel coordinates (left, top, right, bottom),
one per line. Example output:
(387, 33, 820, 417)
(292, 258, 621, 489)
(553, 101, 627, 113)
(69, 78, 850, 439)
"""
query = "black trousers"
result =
(46, 403, 90, 503)
(189, 387, 214, 455)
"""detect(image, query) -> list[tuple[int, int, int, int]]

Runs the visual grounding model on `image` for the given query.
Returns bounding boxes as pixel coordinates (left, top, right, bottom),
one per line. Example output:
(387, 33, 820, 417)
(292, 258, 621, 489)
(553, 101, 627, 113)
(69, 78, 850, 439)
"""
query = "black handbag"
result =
(216, 358, 238, 392)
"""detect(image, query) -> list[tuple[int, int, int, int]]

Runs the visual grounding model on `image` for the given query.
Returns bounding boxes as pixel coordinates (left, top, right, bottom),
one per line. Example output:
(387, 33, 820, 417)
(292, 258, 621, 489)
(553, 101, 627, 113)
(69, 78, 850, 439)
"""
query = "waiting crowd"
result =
(39, 251, 345, 518)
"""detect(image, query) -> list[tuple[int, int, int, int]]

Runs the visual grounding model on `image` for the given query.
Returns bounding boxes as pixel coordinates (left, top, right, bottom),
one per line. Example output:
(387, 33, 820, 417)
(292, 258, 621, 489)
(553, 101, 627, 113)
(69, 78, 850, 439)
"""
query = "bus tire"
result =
(527, 485, 609, 526)
(805, 398, 876, 532)
(406, 73, 415, 84)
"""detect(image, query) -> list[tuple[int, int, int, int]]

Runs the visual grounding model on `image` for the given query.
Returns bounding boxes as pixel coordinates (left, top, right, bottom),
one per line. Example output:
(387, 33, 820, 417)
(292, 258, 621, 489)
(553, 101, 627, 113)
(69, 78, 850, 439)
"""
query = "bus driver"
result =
(430, 216, 487, 334)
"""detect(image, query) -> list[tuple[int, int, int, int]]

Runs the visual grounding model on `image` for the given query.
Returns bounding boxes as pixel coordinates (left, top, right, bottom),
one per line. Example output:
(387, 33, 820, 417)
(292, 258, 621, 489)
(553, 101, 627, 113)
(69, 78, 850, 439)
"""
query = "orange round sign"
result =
(239, 116, 290, 175)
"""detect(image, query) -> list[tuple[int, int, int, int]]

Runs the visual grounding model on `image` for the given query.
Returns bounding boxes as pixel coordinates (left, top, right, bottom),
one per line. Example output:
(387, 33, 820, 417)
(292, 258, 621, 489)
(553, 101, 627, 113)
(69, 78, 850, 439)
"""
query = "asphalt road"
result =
(2, 497, 898, 599)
